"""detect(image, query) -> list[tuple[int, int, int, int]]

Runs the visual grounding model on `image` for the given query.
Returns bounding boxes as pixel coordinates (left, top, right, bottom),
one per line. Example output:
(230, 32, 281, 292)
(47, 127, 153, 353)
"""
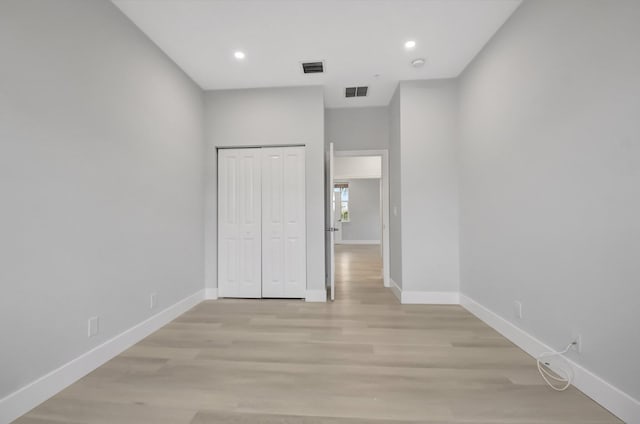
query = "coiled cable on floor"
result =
(536, 341, 576, 391)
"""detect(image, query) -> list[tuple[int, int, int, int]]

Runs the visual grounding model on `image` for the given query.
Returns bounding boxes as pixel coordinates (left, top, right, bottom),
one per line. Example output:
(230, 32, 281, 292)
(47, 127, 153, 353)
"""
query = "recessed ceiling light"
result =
(404, 40, 416, 49)
(234, 51, 245, 60)
(411, 58, 426, 68)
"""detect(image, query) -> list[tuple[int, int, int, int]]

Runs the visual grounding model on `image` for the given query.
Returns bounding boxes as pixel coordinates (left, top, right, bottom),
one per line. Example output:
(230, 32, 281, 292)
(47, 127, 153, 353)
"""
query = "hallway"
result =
(334, 244, 393, 305)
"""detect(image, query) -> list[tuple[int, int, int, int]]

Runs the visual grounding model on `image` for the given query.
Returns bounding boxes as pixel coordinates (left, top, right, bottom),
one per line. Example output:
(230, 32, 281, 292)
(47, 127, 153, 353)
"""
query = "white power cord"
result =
(536, 341, 576, 391)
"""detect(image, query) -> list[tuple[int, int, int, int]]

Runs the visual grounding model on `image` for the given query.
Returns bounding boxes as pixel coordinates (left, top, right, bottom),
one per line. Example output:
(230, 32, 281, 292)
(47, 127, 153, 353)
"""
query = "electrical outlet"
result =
(150, 293, 157, 310)
(513, 301, 523, 319)
(88, 316, 99, 338)
(571, 334, 582, 354)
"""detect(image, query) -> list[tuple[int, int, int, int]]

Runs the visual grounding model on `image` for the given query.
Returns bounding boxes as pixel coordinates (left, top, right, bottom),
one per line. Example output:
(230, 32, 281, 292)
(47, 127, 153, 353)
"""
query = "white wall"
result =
(458, 0, 640, 402)
(203, 86, 325, 294)
(334, 156, 381, 179)
(338, 179, 381, 242)
(394, 80, 460, 294)
(325, 106, 389, 150)
(0, 0, 204, 400)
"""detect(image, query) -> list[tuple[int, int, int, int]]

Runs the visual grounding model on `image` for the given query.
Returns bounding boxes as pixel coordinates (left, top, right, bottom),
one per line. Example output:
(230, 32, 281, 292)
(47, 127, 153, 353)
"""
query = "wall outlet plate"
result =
(150, 293, 157, 310)
(513, 301, 523, 319)
(88, 316, 99, 337)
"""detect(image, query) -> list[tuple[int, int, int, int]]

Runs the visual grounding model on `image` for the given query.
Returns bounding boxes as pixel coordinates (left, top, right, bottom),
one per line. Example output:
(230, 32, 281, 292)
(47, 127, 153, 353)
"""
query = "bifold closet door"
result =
(262, 147, 306, 298)
(218, 148, 262, 298)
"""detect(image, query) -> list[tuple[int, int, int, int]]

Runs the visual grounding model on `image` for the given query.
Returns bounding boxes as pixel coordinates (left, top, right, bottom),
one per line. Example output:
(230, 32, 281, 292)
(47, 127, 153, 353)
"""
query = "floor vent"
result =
(345, 86, 368, 98)
(301, 61, 324, 74)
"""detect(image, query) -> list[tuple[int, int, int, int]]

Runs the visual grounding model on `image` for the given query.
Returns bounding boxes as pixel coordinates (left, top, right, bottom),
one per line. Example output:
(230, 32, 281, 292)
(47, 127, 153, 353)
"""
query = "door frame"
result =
(333, 149, 390, 287)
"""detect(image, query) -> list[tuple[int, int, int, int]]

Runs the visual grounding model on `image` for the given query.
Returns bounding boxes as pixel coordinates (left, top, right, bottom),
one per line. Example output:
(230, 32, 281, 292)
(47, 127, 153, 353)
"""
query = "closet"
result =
(217, 146, 306, 299)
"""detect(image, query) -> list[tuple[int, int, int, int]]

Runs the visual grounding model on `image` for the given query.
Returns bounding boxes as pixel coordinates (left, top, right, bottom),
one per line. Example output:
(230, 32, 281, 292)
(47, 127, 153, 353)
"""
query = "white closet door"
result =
(218, 148, 262, 298)
(262, 147, 306, 298)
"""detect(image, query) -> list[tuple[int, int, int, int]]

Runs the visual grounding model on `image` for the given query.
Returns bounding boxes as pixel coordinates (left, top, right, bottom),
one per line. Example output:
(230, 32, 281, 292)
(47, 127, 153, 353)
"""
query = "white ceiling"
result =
(113, 0, 521, 108)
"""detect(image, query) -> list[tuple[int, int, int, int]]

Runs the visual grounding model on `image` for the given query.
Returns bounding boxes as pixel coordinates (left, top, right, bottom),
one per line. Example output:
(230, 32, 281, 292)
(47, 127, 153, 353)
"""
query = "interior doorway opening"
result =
(327, 149, 390, 301)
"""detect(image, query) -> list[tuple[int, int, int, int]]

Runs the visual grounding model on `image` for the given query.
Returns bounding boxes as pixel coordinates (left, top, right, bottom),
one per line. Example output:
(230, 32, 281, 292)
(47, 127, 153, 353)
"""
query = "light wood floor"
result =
(16, 244, 620, 423)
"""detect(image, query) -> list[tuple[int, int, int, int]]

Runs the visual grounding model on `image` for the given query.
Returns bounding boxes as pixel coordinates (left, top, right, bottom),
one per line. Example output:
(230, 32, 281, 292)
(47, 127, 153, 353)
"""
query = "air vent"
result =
(301, 61, 324, 74)
(345, 86, 368, 98)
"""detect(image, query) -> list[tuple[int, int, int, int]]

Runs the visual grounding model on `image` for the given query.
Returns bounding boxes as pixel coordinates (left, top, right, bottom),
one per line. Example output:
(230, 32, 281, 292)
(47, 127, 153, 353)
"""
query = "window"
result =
(333, 182, 349, 222)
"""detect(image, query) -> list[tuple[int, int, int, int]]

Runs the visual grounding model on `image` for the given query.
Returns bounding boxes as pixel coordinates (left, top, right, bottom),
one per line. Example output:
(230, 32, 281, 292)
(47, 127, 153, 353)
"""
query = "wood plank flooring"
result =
(15, 244, 620, 423)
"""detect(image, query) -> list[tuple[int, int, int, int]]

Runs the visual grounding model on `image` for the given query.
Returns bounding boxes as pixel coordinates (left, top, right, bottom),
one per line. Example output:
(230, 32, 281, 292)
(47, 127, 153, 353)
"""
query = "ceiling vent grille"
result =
(345, 86, 368, 98)
(301, 61, 324, 74)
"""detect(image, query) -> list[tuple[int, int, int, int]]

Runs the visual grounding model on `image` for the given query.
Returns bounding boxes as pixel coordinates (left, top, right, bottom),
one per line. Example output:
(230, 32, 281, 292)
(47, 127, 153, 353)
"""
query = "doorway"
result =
(327, 149, 390, 301)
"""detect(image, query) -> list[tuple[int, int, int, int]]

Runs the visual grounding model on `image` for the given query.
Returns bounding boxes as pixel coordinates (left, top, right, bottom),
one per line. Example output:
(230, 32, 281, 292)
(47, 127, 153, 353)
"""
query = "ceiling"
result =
(113, 0, 521, 108)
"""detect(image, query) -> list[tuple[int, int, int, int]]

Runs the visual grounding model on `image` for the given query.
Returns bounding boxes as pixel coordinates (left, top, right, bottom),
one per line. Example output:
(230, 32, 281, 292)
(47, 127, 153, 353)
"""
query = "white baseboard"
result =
(204, 288, 218, 300)
(335, 240, 381, 245)
(460, 294, 639, 424)
(305, 289, 327, 302)
(389, 279, 458, 304)
(390, 279, 402, 302)
(0, 289, 205, 424)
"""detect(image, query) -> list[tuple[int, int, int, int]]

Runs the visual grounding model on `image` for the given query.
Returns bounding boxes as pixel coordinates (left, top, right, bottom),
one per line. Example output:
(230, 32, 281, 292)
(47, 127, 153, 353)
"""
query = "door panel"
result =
(325, 143, 335, 301)
(282, 147, 306, 298)
(261, 148, 284, 297)
(262, 147, 306, 298)
(218, 148, 262, 298)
